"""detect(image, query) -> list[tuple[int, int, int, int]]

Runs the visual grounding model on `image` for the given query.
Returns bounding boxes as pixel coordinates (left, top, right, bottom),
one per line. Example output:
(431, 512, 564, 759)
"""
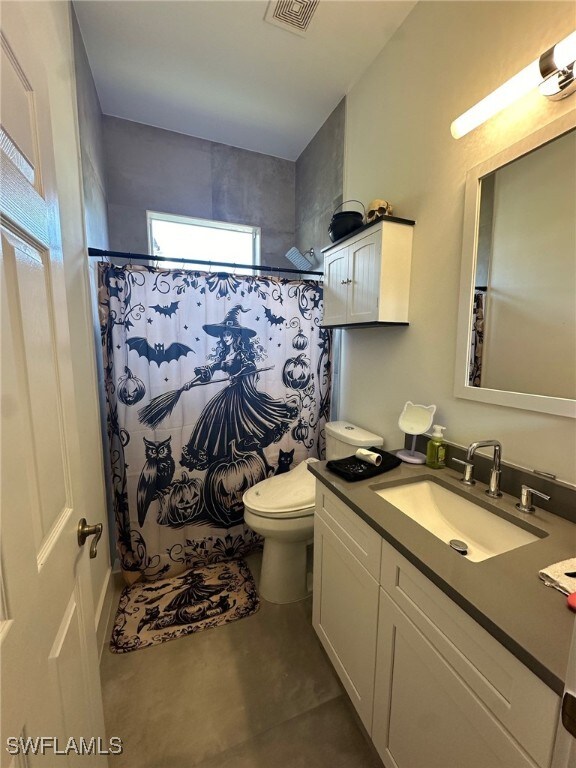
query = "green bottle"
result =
(426, 425, 447, 469)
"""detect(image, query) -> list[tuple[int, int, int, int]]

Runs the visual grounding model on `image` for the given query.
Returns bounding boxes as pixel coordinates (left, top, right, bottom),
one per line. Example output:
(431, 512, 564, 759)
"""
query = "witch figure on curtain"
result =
(180, 305, 299, 474)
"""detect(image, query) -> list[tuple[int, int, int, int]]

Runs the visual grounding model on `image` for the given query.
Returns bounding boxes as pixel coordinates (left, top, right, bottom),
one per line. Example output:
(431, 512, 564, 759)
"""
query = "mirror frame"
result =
(454, 111, 576, 419)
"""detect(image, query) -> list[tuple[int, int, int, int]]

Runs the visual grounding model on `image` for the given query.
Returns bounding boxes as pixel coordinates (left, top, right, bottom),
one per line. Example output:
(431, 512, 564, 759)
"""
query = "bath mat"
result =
(109, 559, 259, 653)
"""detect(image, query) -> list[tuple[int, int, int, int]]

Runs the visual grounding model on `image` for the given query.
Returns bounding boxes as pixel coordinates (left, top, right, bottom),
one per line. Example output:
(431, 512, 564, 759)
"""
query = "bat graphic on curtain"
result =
(150, 302, 180, 317)
(127, 337, 194, 365)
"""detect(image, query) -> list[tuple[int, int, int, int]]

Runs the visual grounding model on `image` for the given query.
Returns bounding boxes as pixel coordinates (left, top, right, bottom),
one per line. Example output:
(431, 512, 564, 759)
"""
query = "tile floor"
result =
(100, 554, 383, 767)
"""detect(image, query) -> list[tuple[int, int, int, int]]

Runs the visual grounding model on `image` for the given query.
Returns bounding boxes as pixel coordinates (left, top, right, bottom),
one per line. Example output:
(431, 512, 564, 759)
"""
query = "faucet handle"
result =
(452, 458, 475, 486)
(515, 484, 551, 513)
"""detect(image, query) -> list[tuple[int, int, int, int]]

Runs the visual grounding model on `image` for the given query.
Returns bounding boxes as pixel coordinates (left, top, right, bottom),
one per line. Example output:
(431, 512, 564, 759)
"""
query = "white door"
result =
(1, 3, 107, 764)
(372, 589, 539, 768)
(313, 510, 379, 730)
(323, 246, 349, 326)
(348, 234, 380, 324)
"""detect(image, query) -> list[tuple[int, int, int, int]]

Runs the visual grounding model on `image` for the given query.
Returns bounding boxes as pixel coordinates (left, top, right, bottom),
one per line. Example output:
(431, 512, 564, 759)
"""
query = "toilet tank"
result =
(325, 421, 384, 460)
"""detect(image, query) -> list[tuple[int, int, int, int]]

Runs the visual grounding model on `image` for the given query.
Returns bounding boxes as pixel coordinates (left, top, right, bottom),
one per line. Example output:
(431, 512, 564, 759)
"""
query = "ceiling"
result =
(73, 0, 417, 160)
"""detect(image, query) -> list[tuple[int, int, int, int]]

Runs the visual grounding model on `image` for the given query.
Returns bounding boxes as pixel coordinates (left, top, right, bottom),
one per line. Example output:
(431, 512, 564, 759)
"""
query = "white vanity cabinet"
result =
(312, 485, 561, 768)
(312, 484, 382, 729)
(322, 218, 414, 328)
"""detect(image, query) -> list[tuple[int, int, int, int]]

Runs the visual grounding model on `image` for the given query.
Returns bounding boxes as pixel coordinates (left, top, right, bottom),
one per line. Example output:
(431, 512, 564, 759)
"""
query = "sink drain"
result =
(449, 539, 468, 555)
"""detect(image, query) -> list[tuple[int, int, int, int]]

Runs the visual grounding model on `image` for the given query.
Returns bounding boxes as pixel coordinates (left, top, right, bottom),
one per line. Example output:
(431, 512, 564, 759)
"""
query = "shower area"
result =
(75, 80, 345, 642)
(96, 257, 330, 581)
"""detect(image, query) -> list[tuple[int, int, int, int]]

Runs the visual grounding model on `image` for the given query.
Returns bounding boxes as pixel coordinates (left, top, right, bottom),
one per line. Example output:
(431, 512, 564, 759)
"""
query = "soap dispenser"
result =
(426, 425, 447, 469)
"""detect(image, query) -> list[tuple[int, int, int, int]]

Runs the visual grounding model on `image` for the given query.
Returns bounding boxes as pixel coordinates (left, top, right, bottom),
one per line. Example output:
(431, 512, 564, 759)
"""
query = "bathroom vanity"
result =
(310, 462, 576, 768)
(321, 217, 415, 328)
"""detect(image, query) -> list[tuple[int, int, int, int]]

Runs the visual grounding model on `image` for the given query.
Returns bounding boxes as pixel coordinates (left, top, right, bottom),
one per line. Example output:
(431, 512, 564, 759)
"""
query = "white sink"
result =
(374, 480, 545, 562)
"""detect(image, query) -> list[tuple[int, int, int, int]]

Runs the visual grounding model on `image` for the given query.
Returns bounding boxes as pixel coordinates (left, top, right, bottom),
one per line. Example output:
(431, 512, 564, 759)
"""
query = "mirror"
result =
(454, 111, 576, 418)
(397, 401, 436, 464)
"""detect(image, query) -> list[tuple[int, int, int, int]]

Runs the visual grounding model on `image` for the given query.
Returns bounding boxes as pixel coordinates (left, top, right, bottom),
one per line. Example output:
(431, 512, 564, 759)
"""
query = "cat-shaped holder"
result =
(396, 401, 436, 464)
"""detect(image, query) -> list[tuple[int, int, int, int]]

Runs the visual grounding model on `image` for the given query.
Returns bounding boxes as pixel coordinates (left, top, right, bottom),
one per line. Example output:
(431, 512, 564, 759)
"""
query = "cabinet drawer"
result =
(315, 486, 381, 579)
(379, 539, 559, 768)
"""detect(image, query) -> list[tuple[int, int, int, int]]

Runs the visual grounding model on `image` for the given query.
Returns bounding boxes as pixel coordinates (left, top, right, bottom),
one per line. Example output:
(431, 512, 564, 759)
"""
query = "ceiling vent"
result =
(264, 0, 320, 37)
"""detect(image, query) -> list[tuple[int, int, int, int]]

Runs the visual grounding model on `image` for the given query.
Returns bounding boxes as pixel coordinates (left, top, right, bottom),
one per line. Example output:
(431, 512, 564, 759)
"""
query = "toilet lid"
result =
(243, 458, 318, 514)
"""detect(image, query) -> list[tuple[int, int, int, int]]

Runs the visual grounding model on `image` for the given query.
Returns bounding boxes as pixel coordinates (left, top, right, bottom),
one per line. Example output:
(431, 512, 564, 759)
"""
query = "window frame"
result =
(146, 210, 261, 270)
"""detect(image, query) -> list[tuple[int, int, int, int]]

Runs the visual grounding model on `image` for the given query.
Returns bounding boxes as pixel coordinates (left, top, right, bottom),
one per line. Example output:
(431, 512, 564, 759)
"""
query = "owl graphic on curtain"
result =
(137, 436, 175, 526)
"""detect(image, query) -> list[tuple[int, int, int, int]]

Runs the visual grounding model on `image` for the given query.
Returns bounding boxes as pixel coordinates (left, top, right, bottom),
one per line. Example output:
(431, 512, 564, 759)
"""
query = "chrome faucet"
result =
(466, 440, 503, 498)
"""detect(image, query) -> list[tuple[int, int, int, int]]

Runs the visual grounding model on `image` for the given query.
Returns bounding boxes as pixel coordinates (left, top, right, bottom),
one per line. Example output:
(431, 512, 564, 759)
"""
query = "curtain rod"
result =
(88, 248, 323, 277)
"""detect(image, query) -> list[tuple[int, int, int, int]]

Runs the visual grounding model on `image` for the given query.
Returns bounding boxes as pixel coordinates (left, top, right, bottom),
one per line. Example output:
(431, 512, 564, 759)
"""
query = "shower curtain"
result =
(98, 263, 331, 581)
(469, 289, 485, 386)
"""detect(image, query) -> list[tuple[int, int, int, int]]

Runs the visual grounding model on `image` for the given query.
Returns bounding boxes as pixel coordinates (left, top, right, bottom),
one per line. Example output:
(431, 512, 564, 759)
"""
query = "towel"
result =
(326, 447, 402, 482)
(539, 558, 576, 595)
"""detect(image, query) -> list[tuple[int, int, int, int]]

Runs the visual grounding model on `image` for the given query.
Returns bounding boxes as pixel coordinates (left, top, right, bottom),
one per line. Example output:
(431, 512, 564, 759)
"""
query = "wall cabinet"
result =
(313, 486, 560, 768)
(322, 218, 414, 328)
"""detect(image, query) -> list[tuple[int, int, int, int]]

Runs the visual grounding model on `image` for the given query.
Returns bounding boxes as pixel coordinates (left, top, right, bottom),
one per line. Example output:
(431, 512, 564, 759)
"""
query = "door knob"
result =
(77, 518, 103, 559)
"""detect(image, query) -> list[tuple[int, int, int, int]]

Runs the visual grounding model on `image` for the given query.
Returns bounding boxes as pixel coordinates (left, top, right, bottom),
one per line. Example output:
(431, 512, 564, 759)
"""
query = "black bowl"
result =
(328, 211, 364, 242)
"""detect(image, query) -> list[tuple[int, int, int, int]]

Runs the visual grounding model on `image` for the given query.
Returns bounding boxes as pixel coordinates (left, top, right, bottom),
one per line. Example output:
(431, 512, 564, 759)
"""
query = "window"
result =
(147, 212, 260, 274)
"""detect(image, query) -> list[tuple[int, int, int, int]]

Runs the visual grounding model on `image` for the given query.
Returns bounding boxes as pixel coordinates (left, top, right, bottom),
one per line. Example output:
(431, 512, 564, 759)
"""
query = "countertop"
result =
(308, 460, 576, 696)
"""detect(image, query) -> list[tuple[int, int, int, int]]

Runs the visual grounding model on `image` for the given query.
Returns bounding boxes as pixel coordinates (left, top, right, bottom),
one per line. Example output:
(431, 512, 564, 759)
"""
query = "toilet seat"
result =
(243, 458, 318, 518)
(244, 504, 315, 521)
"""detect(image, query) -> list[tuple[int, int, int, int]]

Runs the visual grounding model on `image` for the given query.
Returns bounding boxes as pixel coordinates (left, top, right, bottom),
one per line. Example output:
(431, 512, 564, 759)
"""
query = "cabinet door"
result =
(323, 246, 349, 326)
(348, 232, 381, 324)
(313, 511, 379, 730)
(373, 588, 543, 768)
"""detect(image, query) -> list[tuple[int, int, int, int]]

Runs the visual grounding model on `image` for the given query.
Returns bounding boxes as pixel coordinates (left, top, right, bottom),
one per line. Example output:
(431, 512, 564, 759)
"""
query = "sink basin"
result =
(374, 480, 546, 562)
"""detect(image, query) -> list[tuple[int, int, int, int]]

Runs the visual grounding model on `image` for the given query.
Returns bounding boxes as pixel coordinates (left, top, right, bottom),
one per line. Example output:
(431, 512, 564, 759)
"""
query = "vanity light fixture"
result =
(451, 31, 576, 139)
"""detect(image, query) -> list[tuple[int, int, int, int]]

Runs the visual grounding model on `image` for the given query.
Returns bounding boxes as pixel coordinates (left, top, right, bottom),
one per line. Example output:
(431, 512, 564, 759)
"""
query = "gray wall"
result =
(71, 9, 109, 249)
(103, 117, 296, 269)
(73, 12, 117, 564)
(295, 99, 345, 270)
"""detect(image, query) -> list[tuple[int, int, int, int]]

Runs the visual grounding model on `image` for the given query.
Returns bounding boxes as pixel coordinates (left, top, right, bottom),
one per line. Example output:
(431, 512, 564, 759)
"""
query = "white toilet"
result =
(243, 421, 384, 604)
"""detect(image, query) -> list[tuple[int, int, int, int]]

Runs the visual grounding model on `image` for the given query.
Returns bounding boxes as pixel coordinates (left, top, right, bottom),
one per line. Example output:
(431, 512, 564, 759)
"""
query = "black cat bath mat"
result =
(109, 560, 260, 653)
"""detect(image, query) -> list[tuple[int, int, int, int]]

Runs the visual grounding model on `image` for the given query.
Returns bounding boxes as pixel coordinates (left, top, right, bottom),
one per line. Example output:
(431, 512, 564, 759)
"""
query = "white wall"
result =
(341, 1, 576, 483)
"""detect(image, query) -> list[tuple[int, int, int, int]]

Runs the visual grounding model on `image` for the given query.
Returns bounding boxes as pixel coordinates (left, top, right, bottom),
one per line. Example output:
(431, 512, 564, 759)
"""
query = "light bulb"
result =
(553, 31, 576, 70)
(451, 30, 576, 139)
(451, 59, 541, 139)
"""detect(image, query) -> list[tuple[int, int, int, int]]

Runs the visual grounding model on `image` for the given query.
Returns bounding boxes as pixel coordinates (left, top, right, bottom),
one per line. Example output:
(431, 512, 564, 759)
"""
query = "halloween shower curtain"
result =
(98, 263, 331, 581)
(469, 289, 485, 387)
